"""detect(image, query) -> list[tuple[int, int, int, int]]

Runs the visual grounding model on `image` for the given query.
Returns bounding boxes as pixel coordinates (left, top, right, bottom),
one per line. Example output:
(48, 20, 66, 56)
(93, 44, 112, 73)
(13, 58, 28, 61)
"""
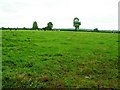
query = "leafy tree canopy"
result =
(47, 22, 53, 30)
(32, 21, 38, 30)
(73, 17, 81, 30)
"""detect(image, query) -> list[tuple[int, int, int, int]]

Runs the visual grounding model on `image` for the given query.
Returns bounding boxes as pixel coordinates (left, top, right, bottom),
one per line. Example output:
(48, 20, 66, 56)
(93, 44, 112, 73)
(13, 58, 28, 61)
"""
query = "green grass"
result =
(2, 30, 119, 88)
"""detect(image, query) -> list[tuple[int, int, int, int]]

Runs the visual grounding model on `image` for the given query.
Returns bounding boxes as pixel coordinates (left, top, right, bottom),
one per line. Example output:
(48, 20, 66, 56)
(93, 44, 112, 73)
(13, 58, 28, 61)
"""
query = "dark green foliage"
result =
(94, 28, 99, 32)
(14, 28, 17, 31)
(47, 22, 53, 30)
(32, 21, 39, 30)
(41, 22, 53, 31)
(1, 27, 5, 30)
(23, 27, 27, 30)
(73, 17, 81, 30)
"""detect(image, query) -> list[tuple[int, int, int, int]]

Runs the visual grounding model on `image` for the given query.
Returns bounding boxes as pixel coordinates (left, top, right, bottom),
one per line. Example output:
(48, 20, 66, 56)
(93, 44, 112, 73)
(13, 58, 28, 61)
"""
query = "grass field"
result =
(2, 30, 119, 88)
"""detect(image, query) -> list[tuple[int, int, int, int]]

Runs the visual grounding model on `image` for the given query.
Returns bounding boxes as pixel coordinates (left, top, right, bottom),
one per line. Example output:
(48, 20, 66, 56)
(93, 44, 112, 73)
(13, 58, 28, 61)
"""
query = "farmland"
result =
(2, 30, 119, 88)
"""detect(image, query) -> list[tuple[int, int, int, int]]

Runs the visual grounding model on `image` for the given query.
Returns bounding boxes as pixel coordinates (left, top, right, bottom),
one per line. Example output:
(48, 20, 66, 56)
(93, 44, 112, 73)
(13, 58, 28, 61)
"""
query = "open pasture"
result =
(2, 30, 119, 88)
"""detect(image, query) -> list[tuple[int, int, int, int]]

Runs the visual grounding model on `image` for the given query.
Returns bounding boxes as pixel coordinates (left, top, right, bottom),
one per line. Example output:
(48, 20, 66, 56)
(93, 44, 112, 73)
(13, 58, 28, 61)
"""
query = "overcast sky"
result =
(0, 0, 119, 30)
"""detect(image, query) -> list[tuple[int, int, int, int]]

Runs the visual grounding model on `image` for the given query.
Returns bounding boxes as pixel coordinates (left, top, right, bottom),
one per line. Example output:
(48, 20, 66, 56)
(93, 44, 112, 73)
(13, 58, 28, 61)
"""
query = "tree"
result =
(1, 27, 5, 30)
(41, 22, 53, 31)
(94, 28, 99, 32)
(23, 27, 26, 30)
(32, 21, 38, 30)
(47, 22, 53, 30)
(73, 17, 81, 30)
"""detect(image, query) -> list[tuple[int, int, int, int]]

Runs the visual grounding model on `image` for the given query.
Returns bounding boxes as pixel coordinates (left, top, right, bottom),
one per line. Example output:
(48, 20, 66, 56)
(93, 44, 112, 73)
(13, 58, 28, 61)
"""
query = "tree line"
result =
(0, 17, 119, 33)
(1, 17, 81, 31)
(0, 21, 54, 31)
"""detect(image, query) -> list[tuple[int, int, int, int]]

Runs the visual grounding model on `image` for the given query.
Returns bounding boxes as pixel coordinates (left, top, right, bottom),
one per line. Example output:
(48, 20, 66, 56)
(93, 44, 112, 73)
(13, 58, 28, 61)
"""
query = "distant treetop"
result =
(73, 17, 79, 22)
(32, 21, 38, 30)
(73, 17, 81, 30)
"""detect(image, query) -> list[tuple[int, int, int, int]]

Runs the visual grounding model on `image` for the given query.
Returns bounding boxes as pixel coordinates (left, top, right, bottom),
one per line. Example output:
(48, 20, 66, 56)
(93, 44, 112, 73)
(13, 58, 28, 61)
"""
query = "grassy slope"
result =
(2, 30, 118, 88)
